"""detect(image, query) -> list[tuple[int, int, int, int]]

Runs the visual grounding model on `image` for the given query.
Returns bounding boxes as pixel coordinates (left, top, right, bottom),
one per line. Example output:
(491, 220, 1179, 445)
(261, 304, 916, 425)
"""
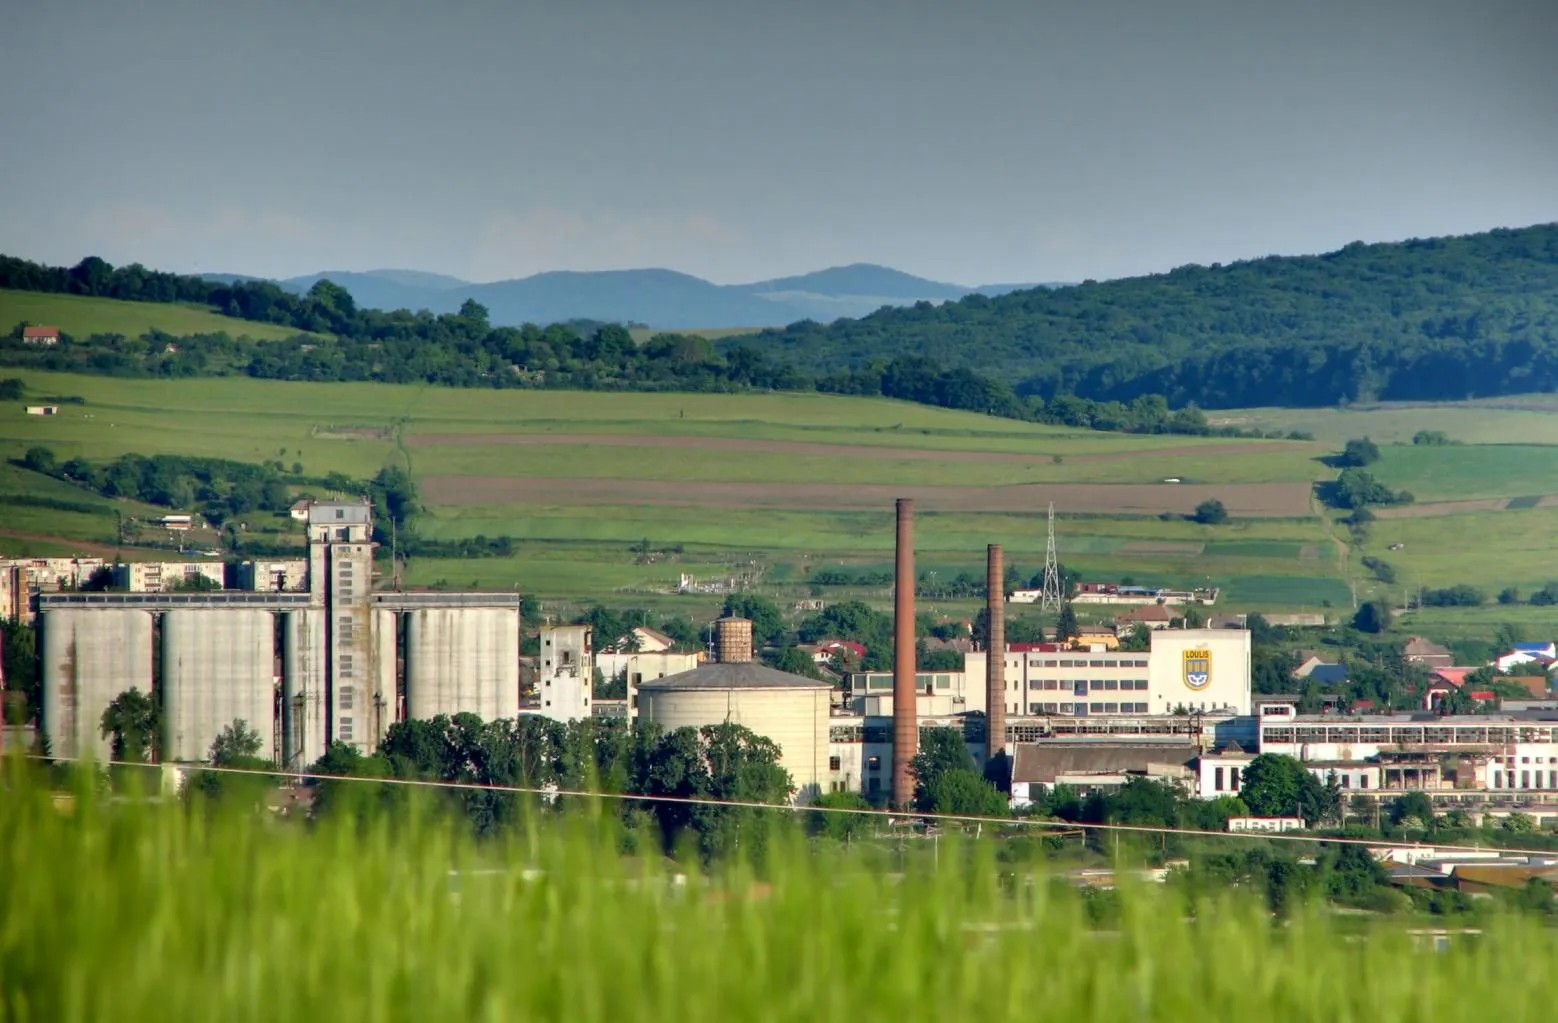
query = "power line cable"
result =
(16, 753, 1553, 859)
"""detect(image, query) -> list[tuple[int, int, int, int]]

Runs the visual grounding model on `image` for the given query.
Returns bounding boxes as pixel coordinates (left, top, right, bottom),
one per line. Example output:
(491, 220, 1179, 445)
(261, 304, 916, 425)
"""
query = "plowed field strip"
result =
(422, 477, 1313, 517)
(407, 432, 1307, 465)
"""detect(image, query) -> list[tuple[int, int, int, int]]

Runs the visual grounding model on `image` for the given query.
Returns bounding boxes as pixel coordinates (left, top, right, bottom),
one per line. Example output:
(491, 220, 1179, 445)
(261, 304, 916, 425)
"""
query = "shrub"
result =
(1337, 437, 1380, 467)
(1192, 499, 1228, 525)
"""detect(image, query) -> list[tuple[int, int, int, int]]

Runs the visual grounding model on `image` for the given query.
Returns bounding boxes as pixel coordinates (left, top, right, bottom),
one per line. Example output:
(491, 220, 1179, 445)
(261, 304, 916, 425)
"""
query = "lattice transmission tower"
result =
(1040, 502, 1063, 614)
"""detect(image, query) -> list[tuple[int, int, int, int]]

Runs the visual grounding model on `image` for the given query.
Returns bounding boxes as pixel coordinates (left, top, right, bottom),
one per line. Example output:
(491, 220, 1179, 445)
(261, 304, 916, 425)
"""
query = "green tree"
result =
(909, 726, 976, 811)
(1388, 790, 1436, 831)
(1239, 754, 1326, 824)
(764, 644, 823, 679)
(1353, 600, 1392, 634)
(807, 789, 873, 841)
(1338, 437, 1381, 467)
(209, 719, 264, 764)
(0, 619, 39, 725)
(100, 689, 160, 762)
(1192, 498, 1228, 525)
(722, 594, 788, 647)
(22, 445, 56, 475)
(1055, 602, 1079, 643)
(924, 769, 1007, 816)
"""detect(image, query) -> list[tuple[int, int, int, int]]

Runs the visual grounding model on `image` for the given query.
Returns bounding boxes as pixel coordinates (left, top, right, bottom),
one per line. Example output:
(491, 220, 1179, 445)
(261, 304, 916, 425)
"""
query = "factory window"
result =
(1043, 660, 1058, 668)
(1103, 660, 1118, 668)
(829, 756, 841, 772)
(1073, 681, 1088, 696)
(868, 756, 881, 771)
(1101, 679, 1117, 691)
(339, 717, 353, 740)
(1029, 703, 1040, 714)
(339, 686, 354, 709)
(1059, 703, 1074, 714)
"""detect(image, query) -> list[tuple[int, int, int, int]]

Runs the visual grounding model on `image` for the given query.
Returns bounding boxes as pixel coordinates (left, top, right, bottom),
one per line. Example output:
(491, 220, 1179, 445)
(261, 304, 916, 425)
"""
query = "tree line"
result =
(2, 253, 1286, 437)
(751, 224, 1558, 408)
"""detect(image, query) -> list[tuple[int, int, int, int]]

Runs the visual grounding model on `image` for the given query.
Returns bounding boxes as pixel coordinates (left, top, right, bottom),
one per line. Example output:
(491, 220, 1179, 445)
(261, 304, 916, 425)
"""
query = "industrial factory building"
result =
(637, 617, 832, 801)
(38, 501, 522, 766)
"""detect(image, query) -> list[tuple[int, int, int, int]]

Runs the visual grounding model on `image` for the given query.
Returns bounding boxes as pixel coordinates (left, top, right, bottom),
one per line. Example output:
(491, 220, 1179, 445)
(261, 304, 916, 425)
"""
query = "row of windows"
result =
(339, 716, 353, 741)
(1020, 658, 1150, 669)
(1029, 702, 1150, 715)
(1029, 679, 1149, 692)
(1491, 770, 1558, 790)
(340, 685, 353, 710)
(1265, 727, 1550, 745)
(1212, 766, 1243, 792)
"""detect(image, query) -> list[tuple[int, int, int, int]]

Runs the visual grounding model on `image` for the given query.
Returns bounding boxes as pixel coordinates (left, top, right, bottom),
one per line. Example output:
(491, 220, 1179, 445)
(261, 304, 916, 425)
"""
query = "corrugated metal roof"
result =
(1011, 743, 1199, 784)
(637, 661, 832, 692)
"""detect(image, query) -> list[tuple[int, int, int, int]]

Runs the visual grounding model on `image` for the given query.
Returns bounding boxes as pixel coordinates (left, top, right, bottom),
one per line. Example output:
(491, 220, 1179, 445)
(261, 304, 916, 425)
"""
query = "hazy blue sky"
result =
(2, 0, 1554, 285)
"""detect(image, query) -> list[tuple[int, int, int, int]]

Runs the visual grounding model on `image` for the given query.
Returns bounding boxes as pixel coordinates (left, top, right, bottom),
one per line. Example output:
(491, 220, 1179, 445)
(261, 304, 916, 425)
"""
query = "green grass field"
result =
(1, 367, 1551, 620)
(1214, 397, 1558, 446)
(0, 290, 314, 342)
(4, 767, 1549, 1021)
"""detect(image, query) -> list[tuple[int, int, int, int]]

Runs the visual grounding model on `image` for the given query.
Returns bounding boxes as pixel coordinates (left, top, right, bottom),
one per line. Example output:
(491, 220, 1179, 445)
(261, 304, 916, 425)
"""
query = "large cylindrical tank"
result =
(714, 617, 754, 663)
(162, 609, 276, 763)
(41, 609, 154, 762)
(637, 684, 830, 802)
(281, 609, 326, 769)
(404, 608, 520, 722)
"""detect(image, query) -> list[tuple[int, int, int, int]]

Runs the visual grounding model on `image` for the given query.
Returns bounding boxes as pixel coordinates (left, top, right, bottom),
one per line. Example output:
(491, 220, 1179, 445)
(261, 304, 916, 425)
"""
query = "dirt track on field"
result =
(406, 431, 1310, 465)
(421, 476, 1314, 517)
(1374, 495, 1558, 519)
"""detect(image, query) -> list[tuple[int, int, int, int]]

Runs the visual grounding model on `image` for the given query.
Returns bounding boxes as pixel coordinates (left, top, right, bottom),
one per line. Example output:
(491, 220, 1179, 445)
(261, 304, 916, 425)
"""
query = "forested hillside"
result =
(749, 225, 1558, 407)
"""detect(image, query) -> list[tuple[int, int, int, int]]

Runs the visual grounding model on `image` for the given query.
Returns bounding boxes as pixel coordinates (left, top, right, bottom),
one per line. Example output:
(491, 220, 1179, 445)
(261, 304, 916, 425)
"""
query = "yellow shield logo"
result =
(1183, 649, 1211, 691)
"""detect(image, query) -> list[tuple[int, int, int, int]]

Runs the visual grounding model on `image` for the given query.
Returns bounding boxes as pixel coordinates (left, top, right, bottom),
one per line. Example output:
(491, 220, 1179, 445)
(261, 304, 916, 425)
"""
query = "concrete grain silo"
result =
(636, 617, 830, 802)
(281, 608, 327, 769)
(404, 607, 520, 723)
(162, 609, 276, 762)
(41, 609, 155, 761)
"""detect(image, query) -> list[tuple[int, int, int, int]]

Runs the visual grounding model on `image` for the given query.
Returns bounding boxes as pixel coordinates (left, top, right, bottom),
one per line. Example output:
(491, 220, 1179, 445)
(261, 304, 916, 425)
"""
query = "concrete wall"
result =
(1148, 629, 1251, 715)
(405, 607, 520, 723)
(162, 609, 276, 762)
(637, 687, 830, 802)
(41, 609, 154, 761)
(281, 609, 327, 769)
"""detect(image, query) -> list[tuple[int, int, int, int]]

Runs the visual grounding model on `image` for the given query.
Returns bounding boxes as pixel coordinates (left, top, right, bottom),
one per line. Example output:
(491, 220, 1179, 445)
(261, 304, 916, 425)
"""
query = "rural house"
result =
(20, 326, 60, 346)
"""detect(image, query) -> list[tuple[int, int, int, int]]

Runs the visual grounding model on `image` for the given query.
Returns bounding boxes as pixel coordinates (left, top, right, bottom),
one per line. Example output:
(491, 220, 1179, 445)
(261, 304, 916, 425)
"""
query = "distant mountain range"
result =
(203, 264, 1061, 329)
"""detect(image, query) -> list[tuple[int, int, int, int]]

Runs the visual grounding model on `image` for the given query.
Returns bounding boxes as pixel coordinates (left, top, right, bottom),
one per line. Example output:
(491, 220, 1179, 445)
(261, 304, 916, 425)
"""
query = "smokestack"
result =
(986, 544, 1005, 763)
(892, 498, 917, 808)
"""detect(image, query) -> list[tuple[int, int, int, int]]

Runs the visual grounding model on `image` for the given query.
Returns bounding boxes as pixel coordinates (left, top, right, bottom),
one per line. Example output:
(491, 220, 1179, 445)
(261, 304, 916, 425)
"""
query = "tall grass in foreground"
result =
(2, 766, 1554, 1022)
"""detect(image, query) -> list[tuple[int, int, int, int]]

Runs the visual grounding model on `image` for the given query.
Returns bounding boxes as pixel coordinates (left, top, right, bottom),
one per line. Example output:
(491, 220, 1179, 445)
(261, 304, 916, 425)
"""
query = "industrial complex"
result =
(11, 494, 1558, 825)
(34, 500, 521, 767)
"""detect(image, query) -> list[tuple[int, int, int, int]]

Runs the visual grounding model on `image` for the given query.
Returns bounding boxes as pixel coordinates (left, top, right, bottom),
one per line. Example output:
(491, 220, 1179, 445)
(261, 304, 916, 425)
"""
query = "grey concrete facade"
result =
(405, 607, 520, 722)
(162, 609, 276, 762)
(41, 609, 155, 761)
(36, 499, 534, 766)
